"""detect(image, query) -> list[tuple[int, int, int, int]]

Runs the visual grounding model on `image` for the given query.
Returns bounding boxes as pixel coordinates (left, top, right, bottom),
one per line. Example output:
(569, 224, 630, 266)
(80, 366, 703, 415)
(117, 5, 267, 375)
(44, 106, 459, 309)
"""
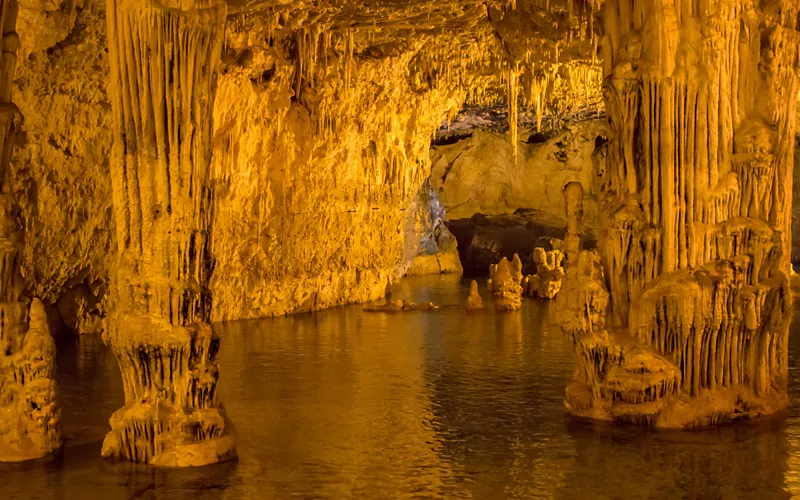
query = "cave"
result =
(2, 0, 800, 497)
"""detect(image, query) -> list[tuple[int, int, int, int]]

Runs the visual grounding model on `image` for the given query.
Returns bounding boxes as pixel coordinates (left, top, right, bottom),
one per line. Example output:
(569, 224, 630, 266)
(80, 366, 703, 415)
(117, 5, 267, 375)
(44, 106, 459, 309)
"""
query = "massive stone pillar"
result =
(101, 0, 235, 466)
(0, 0, 60, 462)
(557, 1, 799, 427)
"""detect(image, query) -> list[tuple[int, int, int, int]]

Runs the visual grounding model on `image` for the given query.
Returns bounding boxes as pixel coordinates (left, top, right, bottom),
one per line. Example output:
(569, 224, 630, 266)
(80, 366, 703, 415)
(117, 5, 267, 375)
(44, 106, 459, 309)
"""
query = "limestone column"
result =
(0, 0, 60, 462)
(101, 0, 235, 466)
(558, 1, 799, 427)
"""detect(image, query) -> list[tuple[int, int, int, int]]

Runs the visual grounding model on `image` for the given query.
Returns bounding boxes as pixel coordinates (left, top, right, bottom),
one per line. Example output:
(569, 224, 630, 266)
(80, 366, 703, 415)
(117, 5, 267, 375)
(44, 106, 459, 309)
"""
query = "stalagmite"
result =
(101, 0, 235, 465)
(493, 255, 523, 311)
(557, 0, 797, 428)
(466, 280, 484, 310)
(0, 0, 60, 462)
(525, 246, 565, 299)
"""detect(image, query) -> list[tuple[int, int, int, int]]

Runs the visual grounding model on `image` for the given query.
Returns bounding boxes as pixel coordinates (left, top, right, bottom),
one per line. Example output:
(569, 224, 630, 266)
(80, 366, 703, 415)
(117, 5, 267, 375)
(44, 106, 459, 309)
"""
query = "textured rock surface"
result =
(5, 0, 607, 325)
(100, 0, 235, 466)
(491, 255, 523, 311)
(465, 279, 484, 310)
(558, 1, 797, 428)
(0, 300, 61, 461)
(13, 0, 113, 311)
(430, 120, 606, 223)
(524, 246, 564, 299)
(207, 17, 485, 320)
(0, 0, 61, 461)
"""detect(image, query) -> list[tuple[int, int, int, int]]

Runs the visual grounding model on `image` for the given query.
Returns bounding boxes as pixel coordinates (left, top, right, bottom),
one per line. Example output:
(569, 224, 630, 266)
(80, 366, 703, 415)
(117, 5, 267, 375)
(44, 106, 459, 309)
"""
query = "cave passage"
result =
(1, 0, 800, 496)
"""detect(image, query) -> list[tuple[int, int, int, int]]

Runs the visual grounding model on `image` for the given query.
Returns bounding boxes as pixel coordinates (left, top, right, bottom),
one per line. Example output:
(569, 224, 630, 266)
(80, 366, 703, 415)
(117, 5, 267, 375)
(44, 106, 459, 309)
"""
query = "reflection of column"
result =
(0, 0, 60, 462)
(101, 0, 234, 466)
(558, 1, 796, 428)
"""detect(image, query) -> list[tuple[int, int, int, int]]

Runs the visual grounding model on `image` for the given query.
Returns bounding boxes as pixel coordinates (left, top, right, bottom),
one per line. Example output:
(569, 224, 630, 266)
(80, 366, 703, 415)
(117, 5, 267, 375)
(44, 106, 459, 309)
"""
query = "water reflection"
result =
(2, 275, 800, 498)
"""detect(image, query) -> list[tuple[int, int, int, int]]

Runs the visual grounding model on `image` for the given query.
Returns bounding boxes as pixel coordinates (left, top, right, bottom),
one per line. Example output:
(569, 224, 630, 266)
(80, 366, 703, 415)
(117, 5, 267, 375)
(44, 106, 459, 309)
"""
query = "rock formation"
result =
(406, 187, 464, 276)
(100, 0, 235, 465)
(430, 120, 606, 223)
(557, 0, 797, 428)
(0, 0, 60, 461)
(466, 280, 484, 310)
(524, 246, 565, 299)
(493, 255, 524, 311)
(0, 299, 61, 461)
(364, 300, 439, 312)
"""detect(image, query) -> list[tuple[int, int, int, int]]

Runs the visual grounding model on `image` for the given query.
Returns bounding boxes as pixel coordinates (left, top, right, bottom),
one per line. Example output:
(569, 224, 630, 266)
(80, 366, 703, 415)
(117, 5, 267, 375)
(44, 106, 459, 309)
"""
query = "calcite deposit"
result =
(466, 280, 484, 310)
(0, 300, 61, 461)
(524, 246, 565, 299)
(557, 0, 798, 428)
(1, 0, 796, 468)
(100, 0, 235, 465)
(492, 255, 524, 311)
(0, 0, 61, 462)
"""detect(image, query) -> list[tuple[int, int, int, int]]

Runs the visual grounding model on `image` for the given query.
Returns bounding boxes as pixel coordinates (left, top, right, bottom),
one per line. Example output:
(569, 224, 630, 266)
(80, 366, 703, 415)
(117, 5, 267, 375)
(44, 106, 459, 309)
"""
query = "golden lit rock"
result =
(100, 0, 235, 465)
(557, 0, 797, 428)
(525, 246, 565, 299)
(466, 279, 484, 310)
(493, 255, 523, 311)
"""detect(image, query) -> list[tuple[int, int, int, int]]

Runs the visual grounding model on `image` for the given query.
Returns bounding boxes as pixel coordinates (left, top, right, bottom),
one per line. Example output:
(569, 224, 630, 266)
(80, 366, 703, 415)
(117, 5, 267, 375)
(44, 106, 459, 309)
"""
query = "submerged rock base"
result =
(101, 317, 235, 466)
(559, 248, 789, 428)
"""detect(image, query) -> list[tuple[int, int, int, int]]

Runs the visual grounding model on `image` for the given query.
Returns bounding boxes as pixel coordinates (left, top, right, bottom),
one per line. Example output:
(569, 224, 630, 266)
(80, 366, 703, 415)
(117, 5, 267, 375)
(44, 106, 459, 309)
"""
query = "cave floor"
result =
(3, 274, 800, 499)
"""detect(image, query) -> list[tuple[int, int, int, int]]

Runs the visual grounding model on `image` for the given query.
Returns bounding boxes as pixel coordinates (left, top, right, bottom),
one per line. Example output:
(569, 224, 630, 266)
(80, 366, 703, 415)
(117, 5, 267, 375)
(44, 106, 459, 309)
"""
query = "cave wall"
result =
(9, 0, 474, 322)
(210, 44, 465, 320)
(12, 0, 113, 310)
(430, 119, 606, 228)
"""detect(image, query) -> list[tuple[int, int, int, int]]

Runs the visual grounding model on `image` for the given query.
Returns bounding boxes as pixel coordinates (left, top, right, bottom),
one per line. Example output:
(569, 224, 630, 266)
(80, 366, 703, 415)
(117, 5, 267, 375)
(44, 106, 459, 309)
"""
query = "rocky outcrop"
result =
(491, 255, 523, 311)
(100, 0, 235, 466)
(12, 0, 114, 315)
(406, 224, 463, 276)
(430, 119, 606, 223)
(207, 18, 480, 321)
(465, 279, 484, 310)
(523, 246, 564, 299)
(558, 1, 796, 428)
(0, 299, 60, 461)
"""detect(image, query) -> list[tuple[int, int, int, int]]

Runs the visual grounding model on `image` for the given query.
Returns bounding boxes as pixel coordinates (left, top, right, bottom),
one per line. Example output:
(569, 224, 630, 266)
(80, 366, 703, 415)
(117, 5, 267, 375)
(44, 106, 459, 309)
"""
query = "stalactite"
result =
(507, 62, 519, 162)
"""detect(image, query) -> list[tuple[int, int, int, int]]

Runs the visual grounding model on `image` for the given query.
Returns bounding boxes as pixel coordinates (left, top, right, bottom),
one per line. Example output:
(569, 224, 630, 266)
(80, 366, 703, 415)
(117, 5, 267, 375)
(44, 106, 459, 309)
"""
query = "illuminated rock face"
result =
(466, 280, 484, 310)
(524, 247, 565, 299)
(492, 255, 523, 311)
(557, 1, 798, 428)
(0, 0, 61, 462)
(101, 0, 235, 465)
(430, 120, 606, 225)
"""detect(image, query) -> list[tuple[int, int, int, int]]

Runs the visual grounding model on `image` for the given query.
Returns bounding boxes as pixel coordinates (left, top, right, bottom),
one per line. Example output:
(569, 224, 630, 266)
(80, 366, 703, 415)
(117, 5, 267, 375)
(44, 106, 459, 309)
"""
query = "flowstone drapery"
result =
(557, 1, 798, 428)
(101, 0, 235, 465)
(0, 0, 60, 462)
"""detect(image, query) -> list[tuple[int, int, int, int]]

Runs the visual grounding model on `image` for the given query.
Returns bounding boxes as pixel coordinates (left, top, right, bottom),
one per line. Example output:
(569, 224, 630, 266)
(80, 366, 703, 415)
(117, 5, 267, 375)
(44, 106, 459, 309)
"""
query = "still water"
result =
(4, 274, 800, 499)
